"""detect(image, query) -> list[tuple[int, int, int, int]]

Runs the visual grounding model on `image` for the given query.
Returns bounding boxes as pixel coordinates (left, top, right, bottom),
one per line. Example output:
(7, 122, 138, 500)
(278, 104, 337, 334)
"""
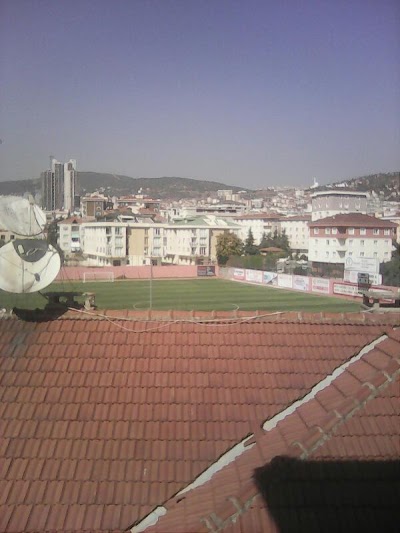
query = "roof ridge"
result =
(289, 355, 400, 459)
(143, 331, 400, 533)
(206, 338, 400, 533)
(3, 308, 400, 326)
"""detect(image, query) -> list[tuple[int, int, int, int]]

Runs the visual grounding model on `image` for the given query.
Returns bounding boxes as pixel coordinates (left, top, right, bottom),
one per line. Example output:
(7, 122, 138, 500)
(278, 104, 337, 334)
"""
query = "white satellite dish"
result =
(0, 240, 61, 293)
(0, 195, 46, 236)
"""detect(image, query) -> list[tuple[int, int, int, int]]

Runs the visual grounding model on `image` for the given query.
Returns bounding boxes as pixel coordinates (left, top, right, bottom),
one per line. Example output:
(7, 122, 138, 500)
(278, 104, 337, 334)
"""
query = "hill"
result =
(0, 172, 246, 200)
(313, 171, 399, 200)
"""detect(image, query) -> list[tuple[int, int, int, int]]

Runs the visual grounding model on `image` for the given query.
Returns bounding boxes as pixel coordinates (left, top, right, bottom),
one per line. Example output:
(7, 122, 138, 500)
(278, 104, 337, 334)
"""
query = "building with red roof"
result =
(308, 213, 397, 277)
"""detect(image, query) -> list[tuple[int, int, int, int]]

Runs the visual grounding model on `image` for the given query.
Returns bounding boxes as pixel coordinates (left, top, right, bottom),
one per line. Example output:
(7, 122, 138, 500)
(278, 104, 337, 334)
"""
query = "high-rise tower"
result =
(41, 157, 78, 211)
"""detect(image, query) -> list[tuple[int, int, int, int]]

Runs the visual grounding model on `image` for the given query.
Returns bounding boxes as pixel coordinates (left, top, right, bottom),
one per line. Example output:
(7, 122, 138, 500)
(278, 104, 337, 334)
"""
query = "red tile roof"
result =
(308, 213, 398, 228)
(145, 329, 400, 533)
(0, 312, 399, 532)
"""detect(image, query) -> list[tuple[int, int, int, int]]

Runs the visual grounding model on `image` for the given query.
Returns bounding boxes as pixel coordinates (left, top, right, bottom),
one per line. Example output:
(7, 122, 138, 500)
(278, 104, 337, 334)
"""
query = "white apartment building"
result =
(58, 218, 85, 256)
(232, 213, 281, 244)
(311, 190, 368, 221)
(82, 222, 127, 266)
(279, 215, 311, 254)
(380, 213, 400, 244)
(308, 214, 396, 274)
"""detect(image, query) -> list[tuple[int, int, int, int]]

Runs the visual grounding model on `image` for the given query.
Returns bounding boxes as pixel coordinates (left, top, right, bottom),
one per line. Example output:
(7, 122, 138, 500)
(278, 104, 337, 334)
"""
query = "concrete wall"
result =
(56, 264, 217, 281)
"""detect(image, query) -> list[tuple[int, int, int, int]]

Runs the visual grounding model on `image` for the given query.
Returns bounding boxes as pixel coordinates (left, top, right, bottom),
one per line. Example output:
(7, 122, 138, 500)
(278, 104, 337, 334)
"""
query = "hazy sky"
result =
(1, 0, 399, 188)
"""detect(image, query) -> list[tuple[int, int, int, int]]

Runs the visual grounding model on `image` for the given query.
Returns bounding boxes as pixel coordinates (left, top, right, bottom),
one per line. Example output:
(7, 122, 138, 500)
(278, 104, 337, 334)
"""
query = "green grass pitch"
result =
(1, 278, 361, 313)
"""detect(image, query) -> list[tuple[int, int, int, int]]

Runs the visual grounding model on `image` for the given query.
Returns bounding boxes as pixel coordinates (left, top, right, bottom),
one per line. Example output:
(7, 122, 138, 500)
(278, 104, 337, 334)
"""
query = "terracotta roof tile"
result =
(146, 328, 400, 533)
(1, 313, 399, 531)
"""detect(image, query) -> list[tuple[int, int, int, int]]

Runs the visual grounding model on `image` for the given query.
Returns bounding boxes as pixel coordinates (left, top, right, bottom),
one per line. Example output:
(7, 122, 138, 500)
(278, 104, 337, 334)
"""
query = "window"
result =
(313, 228, 319, 234)
(374, 240, 378, 245)
(384, 229, 390, 235)
(154, 228, 161, 236)
(374, 252, 378, 257)
(332, 251, 336, 257)
(360, 240, 364, 246)
(349, 239, 353, 246)
(385, 240, 389, 245)
(326, 251, 329, 257)
(325, 228, 331, 235)
(360, 228, 366, 235)
(326, 240, 330, 245)
(384, 252, 389, 257)
(332, 228, 337, 234)
(199, 246, 206, 255)
(360, 252, 364, 257)
(348, 252, 353, 257)
(348, 228, 355, 235)
(373, 229, 379, 235)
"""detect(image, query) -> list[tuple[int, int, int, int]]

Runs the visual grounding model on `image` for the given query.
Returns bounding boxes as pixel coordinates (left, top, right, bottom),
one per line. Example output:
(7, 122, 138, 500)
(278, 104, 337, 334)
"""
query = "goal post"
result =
(83, 271, 115, 283)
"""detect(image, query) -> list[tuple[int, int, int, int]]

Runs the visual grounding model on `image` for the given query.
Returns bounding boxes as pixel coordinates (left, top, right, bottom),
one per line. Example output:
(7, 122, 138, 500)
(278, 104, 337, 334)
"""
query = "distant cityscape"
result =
(0, 157, 399, 285)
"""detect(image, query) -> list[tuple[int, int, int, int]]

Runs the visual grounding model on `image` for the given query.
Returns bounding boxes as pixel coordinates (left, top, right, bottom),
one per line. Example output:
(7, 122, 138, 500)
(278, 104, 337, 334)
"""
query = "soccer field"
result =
(1, 278, 361, 312)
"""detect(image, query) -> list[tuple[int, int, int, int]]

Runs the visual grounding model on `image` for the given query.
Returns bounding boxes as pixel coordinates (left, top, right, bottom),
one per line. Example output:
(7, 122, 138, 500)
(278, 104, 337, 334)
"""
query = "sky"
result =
(0, 0, 399, 188)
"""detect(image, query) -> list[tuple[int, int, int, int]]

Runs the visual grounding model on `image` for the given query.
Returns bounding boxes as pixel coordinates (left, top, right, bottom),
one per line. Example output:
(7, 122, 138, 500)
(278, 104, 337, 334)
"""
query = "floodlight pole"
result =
(149, 258, 153, 310)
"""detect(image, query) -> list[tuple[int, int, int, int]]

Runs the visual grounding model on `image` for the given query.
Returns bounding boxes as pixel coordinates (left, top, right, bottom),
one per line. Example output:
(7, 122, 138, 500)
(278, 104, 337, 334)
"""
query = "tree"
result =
(216, 231, 243, 265)
(380, 241, 400, 287)
(244, 229, 259, 256)
(259, 229, 291, 253)
(259, 232, 270, 249)
(274, 229, 290, 253)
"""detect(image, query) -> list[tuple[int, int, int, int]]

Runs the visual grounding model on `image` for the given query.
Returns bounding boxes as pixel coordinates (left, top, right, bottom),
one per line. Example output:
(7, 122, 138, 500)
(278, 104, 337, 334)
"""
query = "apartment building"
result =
(83, 222, 127, 266)
(232, 213, 281, 244)
(81, 195, 108, 218)
(127, 222, 165, 266)
(311, 190, 367, 221)
(126, 216, 240, 266)
(58, 217, 86, 256)
(308, 213, 396, 275)
(279, 215, 311, 254)
(380, 212, 400, 244)
(41, 156, 78, 212)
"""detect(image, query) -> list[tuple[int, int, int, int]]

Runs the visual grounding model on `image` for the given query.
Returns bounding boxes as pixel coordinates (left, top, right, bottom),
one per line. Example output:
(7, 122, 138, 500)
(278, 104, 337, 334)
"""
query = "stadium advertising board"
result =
(277, 273, 293, 289)
(233, 268, 245, 280)
(311, 277, 330, 294)
(293, 275, 310, 292)
(333, 283, 360, 297)
(344, 270, 382, 286)
(344, 256, 379, 274)
(263, 271, 277, 285)
(197, 265, 216, 277)
(245, 269, 263, 283)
